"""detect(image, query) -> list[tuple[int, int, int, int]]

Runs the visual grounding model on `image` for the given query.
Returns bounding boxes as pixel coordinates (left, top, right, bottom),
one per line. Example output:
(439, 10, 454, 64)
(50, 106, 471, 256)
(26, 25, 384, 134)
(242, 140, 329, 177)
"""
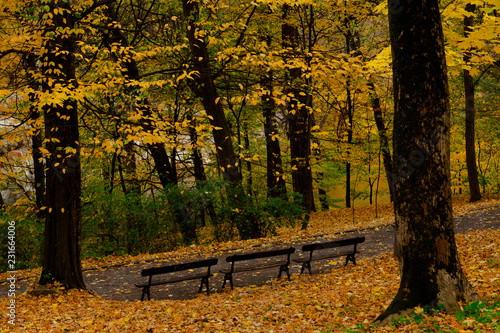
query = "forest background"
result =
(0, 0, 499, 272)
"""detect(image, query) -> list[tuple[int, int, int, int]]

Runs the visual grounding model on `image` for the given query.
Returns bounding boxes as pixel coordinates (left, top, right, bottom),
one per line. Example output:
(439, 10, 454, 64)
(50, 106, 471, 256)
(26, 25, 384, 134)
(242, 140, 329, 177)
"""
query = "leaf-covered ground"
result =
(1, 196, 500, 332)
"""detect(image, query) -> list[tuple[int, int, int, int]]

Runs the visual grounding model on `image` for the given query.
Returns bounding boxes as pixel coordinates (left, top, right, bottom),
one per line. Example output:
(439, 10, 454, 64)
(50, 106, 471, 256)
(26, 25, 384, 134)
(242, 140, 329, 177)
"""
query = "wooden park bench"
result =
(135, 258, 218, 301)
(294, 236, 365, 275)
(220, 247, 295, 290)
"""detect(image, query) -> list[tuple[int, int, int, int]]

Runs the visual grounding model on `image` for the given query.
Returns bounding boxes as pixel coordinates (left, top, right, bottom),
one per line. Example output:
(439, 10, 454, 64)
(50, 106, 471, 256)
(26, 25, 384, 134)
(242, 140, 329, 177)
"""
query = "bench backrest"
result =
(226, 247, 295, 262)
(301, 236, 365, 252)
(141, 258, 218, 276)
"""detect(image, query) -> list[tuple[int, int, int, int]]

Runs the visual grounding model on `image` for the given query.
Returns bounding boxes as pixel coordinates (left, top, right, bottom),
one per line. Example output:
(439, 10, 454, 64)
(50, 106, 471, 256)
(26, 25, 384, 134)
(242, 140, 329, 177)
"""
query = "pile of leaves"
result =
(1, 198, 500, 332)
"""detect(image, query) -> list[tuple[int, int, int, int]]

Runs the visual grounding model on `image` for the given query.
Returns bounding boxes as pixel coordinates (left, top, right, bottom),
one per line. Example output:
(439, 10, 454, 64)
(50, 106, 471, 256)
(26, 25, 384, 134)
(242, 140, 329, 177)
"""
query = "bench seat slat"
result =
(220, 260, 289, 274)
(293, 250, 358, 263)
(135, 272, 213, 288)
(141, 258, 218, 276)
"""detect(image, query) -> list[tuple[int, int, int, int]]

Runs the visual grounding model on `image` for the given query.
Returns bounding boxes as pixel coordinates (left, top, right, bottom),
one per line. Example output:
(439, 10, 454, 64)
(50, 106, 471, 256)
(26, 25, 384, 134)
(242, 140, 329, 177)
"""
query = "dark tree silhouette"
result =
(376, 0, 480, 324)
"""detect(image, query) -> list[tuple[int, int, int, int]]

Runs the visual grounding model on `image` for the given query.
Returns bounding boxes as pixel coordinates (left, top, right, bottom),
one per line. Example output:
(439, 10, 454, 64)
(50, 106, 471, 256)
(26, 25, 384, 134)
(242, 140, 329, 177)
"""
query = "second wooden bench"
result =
(294, 236, 365, 275)
(220, 246, 295, 290)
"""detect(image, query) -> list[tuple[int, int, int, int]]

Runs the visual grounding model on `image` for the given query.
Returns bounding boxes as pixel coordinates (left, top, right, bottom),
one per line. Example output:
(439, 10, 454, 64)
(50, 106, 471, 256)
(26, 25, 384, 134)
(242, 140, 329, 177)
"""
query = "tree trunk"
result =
(463, 3, 482, 202)
(187, 114, 217, 227)
(376, 0, 480, 323)
(311, 112, 329, 210)
(101, 5, 176, 189)
(282, 4, 315, 214)
(182, 0, 252, 239)
(244, 124, 253, 196)
(262, 67, 287, 199)
(182, 0, 242, 186)
(343, 25, 359, 208)
(39, 1, 85, 290)
(368, 82, 394, 202)
(25, 54, 46, 219)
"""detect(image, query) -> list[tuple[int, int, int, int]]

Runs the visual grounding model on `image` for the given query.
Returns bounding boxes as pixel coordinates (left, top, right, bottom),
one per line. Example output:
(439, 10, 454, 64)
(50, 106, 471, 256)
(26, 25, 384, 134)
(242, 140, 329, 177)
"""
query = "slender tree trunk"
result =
(182, 0, 242, 186)
(311, 112, 329, 210)
(368, 82, 394, 202)
(282, 4, 315, 214)
(101, 5, 176, 189)
(463, 3, 481, 202)
(39, 1, 85, 290)
(187, 114, 217, 227)
(182, 0, 252, 239)
(244, 124, 253, 196)
(376, 0, 480, 323)
(343, 25, 359, 208)
(101, 5, 198, 243)
(345, 86, 354, 208)
(25, 55, 46, 219)
(262, 68, 287, 198)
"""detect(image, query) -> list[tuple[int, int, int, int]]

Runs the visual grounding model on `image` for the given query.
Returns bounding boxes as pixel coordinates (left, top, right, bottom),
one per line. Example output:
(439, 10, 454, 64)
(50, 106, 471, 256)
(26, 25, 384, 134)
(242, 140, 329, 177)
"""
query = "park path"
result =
(2, 204, 499, 301)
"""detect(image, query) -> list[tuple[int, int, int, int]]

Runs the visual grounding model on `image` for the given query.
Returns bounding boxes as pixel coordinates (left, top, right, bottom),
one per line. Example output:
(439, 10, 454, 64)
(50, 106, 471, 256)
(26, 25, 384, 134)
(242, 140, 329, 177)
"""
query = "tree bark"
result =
(182, 0, 242, 186)
(463, 3, 482, 202)
(282, 4, 315, 214)
(187, 114, 217, 227)
(39, 1, 85, 290)
(25, 54, 46, 219)
(368, 81, 394, 202)
(262, 67, 287, 199)
(182, 0, 254, 239)
(376, 0, 480, 323)
(244, 124, 253, 196)
(101, 4, 176, 189)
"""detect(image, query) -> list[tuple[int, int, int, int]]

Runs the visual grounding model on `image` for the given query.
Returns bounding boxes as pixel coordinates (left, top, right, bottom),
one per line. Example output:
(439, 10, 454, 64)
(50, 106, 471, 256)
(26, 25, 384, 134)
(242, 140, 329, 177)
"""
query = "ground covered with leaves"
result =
(1, 197, 500, 332)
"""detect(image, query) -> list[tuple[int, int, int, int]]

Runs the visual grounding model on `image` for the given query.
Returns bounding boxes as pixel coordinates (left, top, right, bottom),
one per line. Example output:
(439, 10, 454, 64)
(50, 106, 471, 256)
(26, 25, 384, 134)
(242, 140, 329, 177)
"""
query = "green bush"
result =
(0, 205, 43, 272)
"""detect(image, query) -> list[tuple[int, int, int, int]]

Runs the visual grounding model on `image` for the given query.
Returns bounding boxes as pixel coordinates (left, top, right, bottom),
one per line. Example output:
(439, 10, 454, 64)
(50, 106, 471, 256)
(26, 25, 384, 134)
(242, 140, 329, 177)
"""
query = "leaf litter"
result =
(1, 195, 500, 332)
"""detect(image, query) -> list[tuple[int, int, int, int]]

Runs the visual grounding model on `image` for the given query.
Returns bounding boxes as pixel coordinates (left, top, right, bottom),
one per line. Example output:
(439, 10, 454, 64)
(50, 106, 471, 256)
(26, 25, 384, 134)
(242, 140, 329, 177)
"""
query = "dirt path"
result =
(2, 205, 500, 302)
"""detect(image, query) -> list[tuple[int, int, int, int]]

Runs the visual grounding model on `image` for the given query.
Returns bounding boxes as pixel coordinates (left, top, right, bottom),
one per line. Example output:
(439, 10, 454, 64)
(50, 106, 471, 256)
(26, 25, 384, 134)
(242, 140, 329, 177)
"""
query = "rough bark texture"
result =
(39, 2, 85, 290)
(376, 0, 480, 324)
(463, 3, 482, 203)
(282, 4, 315, 213)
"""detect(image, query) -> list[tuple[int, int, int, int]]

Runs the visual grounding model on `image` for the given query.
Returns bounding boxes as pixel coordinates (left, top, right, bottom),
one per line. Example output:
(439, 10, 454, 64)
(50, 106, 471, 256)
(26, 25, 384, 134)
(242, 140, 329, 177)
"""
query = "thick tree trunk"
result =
(282, 4, 315, 214)
(39, 2, 85, 290)
(376, 0, 480, 324)
(463, 3, 482, 203)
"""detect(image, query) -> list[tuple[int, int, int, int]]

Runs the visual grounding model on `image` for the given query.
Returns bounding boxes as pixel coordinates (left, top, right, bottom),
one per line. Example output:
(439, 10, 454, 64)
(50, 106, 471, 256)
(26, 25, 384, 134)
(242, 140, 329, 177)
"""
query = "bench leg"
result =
(301, 261, 312, 275)
(279, 265, 291, 280)
(222, 273, 233, 290)
(199, 276, 210, 295)
(345, 253, 356, 266)
(141, 286, 150, 301)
